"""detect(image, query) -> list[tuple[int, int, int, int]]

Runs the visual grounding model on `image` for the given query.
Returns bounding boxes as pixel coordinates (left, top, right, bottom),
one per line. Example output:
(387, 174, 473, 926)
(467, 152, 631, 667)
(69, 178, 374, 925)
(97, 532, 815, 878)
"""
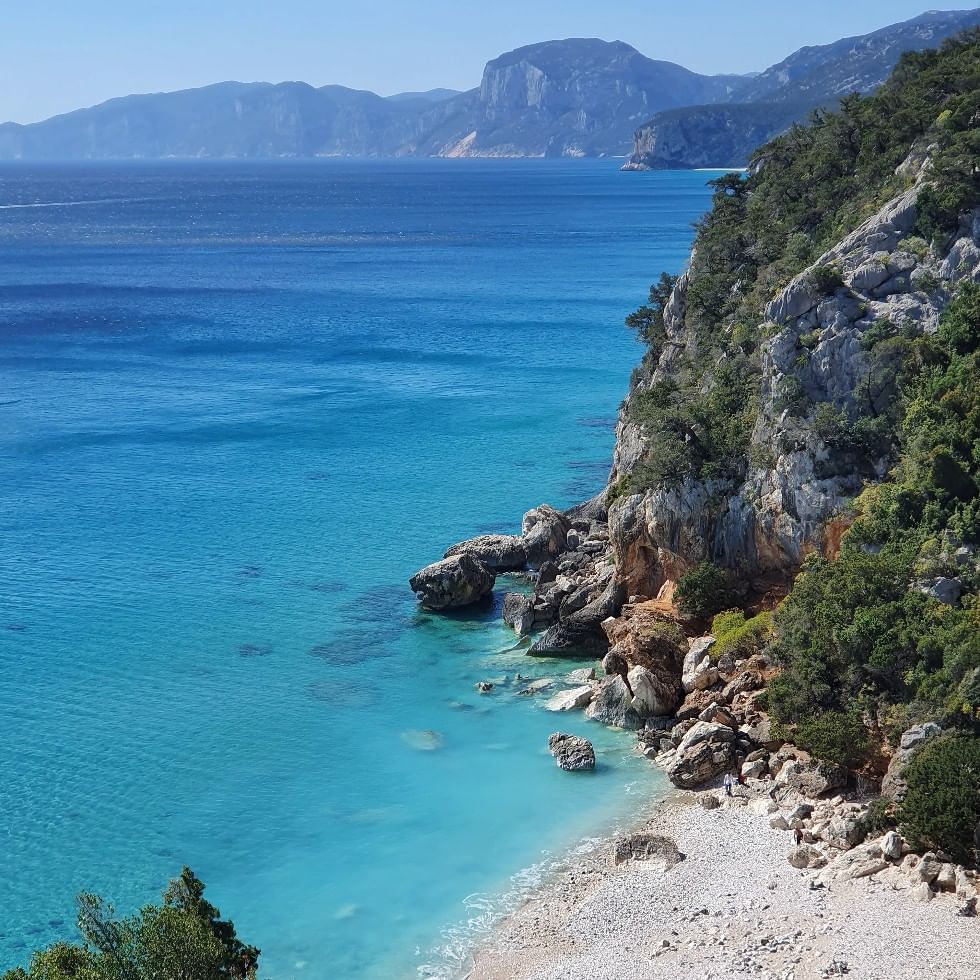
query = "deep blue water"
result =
(0, 160, 716, 979)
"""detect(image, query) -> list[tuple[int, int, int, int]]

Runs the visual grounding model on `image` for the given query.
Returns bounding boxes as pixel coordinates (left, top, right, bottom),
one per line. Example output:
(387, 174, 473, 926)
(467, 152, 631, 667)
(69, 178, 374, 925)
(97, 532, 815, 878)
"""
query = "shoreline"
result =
(464, 779, 978, 980)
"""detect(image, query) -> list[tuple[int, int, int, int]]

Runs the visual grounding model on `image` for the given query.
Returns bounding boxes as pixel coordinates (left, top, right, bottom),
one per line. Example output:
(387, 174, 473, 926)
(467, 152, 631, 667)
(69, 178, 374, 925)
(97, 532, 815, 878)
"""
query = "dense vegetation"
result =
(2, 869, 259, 980)
(622, 29, 980, 496)
(769, 283, 980, 742)
(898, 734, 980, 863)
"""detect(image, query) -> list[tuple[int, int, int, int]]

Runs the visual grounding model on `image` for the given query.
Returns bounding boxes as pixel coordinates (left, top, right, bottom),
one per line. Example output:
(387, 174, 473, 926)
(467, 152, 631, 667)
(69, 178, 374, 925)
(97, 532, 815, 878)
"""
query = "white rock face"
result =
(544, 685, 594, 712)
(607, 186, 980, 596)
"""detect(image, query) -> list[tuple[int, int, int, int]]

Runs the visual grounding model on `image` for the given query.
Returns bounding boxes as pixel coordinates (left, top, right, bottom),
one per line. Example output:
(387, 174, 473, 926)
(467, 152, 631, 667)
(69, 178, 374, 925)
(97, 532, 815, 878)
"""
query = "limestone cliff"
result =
(607, 183, 980, 600)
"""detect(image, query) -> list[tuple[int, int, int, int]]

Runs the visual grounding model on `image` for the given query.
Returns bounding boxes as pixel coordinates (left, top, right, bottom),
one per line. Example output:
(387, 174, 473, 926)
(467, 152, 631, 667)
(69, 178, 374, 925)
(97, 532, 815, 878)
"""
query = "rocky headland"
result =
(410, 31, 980, 978)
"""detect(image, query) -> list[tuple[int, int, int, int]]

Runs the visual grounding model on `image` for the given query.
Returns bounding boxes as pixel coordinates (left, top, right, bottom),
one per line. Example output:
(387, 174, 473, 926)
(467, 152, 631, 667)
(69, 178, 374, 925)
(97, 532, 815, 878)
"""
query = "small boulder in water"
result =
(548, 732, 596, 772)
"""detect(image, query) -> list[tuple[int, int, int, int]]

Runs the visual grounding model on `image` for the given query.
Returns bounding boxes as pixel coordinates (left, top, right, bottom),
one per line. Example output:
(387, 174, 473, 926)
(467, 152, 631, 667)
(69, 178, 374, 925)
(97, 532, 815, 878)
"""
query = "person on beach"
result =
(723, 772, 734, 796)
(794, 827, 804, 845)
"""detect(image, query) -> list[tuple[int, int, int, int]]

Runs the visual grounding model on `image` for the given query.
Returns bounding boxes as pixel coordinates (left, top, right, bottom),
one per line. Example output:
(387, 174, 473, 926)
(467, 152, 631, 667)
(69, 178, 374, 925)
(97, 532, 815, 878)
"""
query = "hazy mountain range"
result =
(0, 7, 977, 166)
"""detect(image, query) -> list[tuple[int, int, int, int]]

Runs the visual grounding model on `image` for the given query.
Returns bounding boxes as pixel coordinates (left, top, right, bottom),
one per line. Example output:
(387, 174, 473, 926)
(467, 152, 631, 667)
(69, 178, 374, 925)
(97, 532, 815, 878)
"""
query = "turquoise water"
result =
(0, 161, 715, 979)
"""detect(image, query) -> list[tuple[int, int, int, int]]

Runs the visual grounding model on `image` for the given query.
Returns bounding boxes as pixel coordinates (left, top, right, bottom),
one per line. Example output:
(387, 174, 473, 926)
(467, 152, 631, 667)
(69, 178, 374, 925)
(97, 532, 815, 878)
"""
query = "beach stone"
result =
(409, 554, 494, 610)
(444, 533, 527, 571)
(628, 664, 679, 718)
(742, 758, 767, 779)
(682, 636, 716, 693)
(912, 882, 934, 902)
(915, 852, 942, 884)
(548, 732, 595, 772)
(545, 685, 594, 711)
(819, 840, 888, 883)
(788, 845, 827, 869)
(585, 675, 642, 730)
(776, 758, 848, 798)
(566, 667, 596, 684)
(699, 793, 721, 809)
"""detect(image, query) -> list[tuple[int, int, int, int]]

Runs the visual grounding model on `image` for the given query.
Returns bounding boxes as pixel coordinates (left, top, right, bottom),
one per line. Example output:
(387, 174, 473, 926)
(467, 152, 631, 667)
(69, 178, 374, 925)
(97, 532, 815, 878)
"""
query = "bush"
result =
(898, 734, 980, 864)
(858, 797, 898, 837)
(710, 609, 773, 660)
(793, 709, 872, 767)
(676, 562, 737, 619)
(809, 264, 844, 295)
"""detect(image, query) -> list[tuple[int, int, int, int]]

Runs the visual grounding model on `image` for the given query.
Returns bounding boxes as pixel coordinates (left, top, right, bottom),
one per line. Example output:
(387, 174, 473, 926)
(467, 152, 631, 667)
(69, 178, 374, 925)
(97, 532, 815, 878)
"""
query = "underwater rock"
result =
(400, 729, 444, 751)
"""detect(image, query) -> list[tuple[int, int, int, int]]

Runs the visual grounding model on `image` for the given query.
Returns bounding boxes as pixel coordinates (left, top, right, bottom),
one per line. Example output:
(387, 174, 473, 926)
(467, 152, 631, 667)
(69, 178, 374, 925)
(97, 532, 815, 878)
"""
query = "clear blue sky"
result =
(2, 1, 975, 123)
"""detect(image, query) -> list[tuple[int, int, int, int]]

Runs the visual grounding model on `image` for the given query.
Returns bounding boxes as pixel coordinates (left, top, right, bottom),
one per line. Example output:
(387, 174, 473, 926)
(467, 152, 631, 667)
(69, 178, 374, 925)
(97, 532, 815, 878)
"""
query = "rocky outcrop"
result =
(881, 722, 943, 801)
(548, 732, 596, 771)
(545, 685, 595, 712)
(521, 504, 572, 568)
(408, 554, 495, 609)
(607, 186, 980, 599)
(585, 676, 641, 730)
(444, 534, 526, 571)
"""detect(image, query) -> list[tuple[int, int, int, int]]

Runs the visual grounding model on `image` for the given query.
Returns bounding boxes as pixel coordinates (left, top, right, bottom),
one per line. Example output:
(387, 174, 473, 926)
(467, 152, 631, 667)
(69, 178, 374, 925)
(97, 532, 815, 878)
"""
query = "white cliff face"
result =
(608, 186, 980, 598)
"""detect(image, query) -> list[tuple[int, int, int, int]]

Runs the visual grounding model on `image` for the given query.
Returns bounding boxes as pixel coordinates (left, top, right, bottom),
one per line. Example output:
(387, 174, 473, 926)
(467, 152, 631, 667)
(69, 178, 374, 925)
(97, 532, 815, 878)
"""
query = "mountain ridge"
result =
(2, 10, 978, 162)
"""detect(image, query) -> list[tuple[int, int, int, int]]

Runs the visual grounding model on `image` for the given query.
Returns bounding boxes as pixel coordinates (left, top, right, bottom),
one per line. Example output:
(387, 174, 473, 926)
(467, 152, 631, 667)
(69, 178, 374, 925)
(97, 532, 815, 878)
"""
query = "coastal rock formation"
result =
(548, 732, 596, 771)
(545, 685, 595, 711)
(520, 504, 571, 568)
(444, 534, 526, 571)
(585, 676, 641, 730)
(408, 554, 495, 609)
(607, 186, 980, 599)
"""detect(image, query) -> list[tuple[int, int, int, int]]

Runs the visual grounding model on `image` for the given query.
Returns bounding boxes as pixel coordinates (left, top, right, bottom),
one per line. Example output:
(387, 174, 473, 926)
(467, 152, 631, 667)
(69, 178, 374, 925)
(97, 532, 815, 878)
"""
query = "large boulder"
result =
(775, 758, 848, 798)
(548, 732, 596, 771)
(882, 722, 942, 801)
(628, 664, 681, 718)
(819, 839, 889, 884)
(664, 721, 738, 788)
(529, 579, 625, 657)
(585, 675, 642, 730)
(682, 636, 717, 693)
(521, 504, 572, 568)
(502, 592, 534, 634)
(444, 534, 527, 571)
(409, 554, 495, 610)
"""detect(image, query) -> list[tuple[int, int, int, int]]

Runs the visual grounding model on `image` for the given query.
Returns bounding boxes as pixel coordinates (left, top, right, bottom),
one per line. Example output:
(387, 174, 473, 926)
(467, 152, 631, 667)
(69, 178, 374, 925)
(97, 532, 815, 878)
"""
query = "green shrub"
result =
(898, 734, 980, 864)
(794, 709, 872, 767)
(710, 609, 773, 660)
(859, 797, 899, 837)
(676, 562, 737, 619)
(809, 264, 844, 295)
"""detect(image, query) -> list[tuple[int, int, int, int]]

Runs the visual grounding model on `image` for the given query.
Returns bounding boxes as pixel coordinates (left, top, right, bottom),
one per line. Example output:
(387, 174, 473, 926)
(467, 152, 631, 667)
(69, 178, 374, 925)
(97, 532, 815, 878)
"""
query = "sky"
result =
(1, 1, 976, 123)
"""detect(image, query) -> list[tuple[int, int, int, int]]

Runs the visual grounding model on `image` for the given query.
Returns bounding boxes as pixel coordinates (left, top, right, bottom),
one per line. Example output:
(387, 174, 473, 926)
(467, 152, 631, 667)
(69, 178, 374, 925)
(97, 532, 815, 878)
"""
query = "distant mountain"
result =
(0, 38, 744, 161)
(406, 39, 746, 158)
(623, 7, 980, 170)
(2, 11, 978, 163)
(384, 88, 461, 104)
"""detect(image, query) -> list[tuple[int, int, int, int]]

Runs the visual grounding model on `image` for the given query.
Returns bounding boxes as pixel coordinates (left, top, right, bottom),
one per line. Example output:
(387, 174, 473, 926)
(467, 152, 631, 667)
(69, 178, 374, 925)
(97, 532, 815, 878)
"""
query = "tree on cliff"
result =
(2, 869, 259, 980)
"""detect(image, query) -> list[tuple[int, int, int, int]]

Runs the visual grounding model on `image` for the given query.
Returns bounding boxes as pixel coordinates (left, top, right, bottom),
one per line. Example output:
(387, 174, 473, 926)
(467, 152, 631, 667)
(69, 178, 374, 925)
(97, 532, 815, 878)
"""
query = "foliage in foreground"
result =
(898, 734, 980, 864)
(2, 869, 259, 980)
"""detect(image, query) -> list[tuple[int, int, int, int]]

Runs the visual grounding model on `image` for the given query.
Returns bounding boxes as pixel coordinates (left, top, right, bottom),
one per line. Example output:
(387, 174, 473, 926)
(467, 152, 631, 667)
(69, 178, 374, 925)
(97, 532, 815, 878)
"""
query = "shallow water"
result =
(0, 160, 717, 978)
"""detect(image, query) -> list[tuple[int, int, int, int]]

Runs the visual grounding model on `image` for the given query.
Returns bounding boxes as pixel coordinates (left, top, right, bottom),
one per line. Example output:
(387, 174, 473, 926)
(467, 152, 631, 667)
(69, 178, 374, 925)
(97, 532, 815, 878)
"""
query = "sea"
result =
(0, 159, 718, 979)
